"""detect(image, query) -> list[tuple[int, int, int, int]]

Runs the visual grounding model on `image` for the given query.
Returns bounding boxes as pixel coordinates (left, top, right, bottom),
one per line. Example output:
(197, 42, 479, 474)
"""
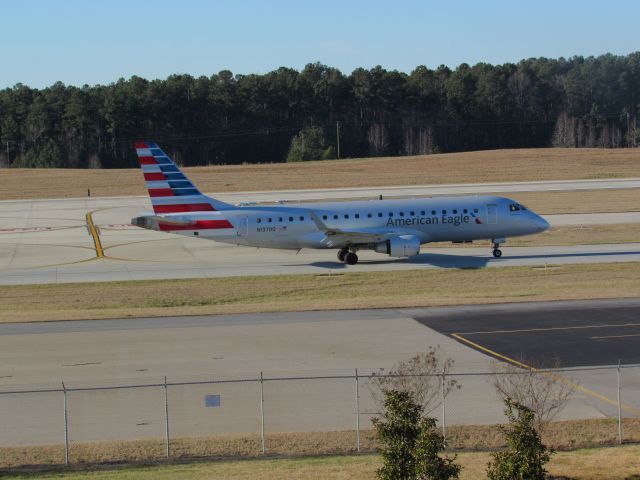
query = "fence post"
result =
(62, 382, 69, 465)
(617, 360, 622, 445)
(164, 376, 170, 458)
(355, 369, 361, 453)
(260, 371, 266, 454)
(441, 374, 446, 442)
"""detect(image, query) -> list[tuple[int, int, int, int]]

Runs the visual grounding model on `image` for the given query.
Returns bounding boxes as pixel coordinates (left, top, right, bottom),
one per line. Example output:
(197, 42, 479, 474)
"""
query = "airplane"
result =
(131, 142, 550, 265)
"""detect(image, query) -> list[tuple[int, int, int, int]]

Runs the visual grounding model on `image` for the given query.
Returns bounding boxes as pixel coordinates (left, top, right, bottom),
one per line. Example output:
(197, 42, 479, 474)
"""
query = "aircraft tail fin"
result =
(134, 142, 232, 213)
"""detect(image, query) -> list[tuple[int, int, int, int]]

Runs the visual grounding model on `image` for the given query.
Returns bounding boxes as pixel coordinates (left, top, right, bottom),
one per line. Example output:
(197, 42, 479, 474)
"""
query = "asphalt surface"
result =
(413, 298, 640, 367)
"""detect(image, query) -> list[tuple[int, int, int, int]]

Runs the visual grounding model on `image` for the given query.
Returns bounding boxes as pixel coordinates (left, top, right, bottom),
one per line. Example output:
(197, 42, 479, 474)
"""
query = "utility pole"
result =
(336, 121, 341, 159)
(627, 112, 631, 147)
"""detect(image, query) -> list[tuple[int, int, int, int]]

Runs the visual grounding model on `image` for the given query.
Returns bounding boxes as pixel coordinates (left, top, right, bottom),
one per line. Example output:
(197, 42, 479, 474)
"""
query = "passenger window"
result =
(410, 211, 415, 216)
(420, 211, 425, 216)
(463, 209, 468, 214)
(268, 218, 272, 223)
(378, 213, 383, 217)
(322, 215, 328, 220)
(278, 217, 283, 222)
(300, 216, 304, 221)
(333, 214, 339, 220)
(442, 210, 447, 215)
(431, 210, 436, 215)
(453, 209, 458, 214)
(399, 212, 404, 217)
(367, 213, 372, 218)
(289, 216, 294, 222)
(389, 212, 394, 217)
(344, 214, 349, 219)
(257, 218, 262, 223)
(473, 208, 478, 213)
(355, 213, 360, 219)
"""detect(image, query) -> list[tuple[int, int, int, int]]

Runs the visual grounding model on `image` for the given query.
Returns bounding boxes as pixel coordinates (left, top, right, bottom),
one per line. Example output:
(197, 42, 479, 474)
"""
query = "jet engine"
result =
(375, 235, 421, 257)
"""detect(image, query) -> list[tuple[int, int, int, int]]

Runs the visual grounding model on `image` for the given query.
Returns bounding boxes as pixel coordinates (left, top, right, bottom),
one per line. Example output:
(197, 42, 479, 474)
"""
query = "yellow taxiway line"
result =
(451, 332, 640, 416)
(85, 211, 104, 258)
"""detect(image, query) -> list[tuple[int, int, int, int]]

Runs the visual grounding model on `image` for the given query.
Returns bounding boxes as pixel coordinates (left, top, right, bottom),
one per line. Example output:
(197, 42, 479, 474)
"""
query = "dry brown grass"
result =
(296, 188, 640, 214)
(429, 223, 640, 248)
(0, 263, 638, 323)
(3, 148, 640, 200)
(0, 418, 638, 469)
(510, 224, 640, 247)
(502, 188, 640, 214)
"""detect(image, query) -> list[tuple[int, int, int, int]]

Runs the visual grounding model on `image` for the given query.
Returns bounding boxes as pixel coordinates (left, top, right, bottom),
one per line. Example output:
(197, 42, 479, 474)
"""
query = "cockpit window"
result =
(518, 204, 527, 210)
(509, 204, 520, 212)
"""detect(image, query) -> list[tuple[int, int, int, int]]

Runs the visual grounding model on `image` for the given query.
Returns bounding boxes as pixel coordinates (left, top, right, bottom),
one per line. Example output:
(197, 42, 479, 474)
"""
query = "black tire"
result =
(492, 248, 502, 258)
(345, 252, 359, 265)
(337, 249, 348, 262)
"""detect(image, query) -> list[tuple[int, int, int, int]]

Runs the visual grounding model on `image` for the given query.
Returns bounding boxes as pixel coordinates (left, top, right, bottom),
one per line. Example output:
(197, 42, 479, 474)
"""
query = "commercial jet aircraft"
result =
(132, 142, 550, 265)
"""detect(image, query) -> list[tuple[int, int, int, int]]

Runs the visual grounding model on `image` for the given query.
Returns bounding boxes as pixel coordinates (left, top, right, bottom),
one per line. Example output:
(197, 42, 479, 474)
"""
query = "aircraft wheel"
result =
(345, 252, 359, 265)
(337, 248, 348, 262)
(492, 248, 502, 258)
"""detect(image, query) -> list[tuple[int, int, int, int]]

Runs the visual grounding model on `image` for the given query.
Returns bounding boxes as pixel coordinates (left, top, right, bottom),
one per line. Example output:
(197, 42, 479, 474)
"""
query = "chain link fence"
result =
(0, 364, 638, 467)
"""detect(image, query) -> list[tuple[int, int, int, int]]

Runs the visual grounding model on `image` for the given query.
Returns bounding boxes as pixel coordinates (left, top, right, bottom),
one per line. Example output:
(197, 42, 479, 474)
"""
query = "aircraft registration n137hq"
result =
(132, 142, 550, 265)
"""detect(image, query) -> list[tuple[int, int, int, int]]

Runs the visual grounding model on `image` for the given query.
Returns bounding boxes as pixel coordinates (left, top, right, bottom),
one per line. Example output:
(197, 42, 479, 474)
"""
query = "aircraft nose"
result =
(536, 216, 550, 232)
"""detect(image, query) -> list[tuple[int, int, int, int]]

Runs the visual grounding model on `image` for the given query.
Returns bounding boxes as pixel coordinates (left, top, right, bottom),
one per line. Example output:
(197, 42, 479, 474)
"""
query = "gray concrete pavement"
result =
(1, 241, 639, 285)
(0, 188, 638, 285)
(0, 301, 637, 445)
(549, 211, 640, 225)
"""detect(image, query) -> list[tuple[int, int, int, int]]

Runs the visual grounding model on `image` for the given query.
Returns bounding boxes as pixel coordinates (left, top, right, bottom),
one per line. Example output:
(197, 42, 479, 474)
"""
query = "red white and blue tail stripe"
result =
(134, 141, 231, 214)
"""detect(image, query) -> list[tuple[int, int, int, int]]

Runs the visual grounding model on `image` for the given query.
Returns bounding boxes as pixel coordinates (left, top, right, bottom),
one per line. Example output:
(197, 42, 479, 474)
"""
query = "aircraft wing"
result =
(309, 211, 415, 246)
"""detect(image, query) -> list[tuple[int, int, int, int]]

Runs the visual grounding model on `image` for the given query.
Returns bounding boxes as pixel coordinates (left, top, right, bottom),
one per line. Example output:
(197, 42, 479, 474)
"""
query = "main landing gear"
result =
(337, 247, 359, 265)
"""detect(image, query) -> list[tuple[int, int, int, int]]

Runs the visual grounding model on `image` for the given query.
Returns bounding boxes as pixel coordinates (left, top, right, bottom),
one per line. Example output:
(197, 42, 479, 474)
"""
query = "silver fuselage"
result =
(157, 195, 549, 249)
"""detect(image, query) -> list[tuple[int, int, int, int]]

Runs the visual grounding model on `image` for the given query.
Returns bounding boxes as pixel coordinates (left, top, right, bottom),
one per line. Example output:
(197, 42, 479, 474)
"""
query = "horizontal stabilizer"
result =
(131, 215, 196, 230)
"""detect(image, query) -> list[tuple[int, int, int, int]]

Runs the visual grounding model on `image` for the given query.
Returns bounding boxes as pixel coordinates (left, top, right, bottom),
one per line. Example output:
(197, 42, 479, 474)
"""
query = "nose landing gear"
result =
(491, 238, 505, 258)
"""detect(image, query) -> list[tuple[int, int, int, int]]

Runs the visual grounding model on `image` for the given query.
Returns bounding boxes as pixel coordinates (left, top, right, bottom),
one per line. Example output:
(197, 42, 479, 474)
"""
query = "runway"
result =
(1, 241, 639, 285)
(0, 181, 639, 285)
(0, 300, 637, 445)
(3, 177, 639, 205)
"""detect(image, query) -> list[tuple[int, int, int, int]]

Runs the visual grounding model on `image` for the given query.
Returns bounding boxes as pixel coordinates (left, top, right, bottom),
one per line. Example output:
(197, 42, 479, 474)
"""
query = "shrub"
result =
(487, 398, 553, 480)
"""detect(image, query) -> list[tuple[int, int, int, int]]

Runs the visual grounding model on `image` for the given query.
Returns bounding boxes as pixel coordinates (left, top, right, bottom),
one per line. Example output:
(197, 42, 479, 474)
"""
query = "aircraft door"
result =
(236, 215, 249, 237)
(486, 204, 498, 224)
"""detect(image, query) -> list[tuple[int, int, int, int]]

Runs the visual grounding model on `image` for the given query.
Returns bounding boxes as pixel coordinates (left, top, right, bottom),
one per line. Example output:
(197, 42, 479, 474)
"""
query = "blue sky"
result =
(1, 0, 638, 88)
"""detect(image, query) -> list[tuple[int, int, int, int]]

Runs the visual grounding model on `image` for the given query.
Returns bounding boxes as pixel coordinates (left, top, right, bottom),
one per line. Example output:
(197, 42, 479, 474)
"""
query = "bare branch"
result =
(367, 346, 461, 415)
(489, 357, 575, 433)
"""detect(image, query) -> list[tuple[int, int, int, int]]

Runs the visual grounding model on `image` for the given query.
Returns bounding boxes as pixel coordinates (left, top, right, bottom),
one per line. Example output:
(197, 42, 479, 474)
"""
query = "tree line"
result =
(1, 52, 639, 168)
